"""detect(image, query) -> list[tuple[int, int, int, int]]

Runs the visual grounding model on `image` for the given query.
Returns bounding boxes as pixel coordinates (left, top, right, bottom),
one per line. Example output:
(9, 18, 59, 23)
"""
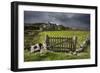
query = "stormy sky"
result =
(24, 11, 90, 30)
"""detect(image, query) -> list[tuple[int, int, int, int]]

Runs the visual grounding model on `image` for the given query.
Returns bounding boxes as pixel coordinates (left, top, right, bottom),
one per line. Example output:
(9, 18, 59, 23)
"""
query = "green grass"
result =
(24, 45, 90, 61)
(24, 30, 90, 62)
(24, 30, 89, 48)
(39, 31, 89, 43)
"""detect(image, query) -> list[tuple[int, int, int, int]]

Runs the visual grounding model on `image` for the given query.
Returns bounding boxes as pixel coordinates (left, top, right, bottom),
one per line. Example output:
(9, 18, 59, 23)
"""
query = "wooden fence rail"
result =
(45, 35, 77, 52)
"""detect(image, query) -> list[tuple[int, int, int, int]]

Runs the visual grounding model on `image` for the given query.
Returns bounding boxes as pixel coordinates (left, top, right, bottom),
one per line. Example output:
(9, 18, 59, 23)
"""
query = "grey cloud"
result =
(24, 11, 90, 29)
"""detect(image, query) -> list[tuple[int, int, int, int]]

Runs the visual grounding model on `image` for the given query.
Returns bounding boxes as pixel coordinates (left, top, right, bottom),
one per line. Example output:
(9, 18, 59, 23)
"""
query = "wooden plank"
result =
(45, 35, 78, 52)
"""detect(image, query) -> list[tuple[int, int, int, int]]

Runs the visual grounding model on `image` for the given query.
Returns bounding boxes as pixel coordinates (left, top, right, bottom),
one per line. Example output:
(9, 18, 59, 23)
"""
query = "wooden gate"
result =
(45, 35, 77, 52)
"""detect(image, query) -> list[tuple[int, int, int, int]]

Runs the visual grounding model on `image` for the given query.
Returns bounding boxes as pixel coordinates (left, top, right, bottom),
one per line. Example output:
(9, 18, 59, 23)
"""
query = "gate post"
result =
(45, 35, 49, 50)
(72, 36, 77, 52)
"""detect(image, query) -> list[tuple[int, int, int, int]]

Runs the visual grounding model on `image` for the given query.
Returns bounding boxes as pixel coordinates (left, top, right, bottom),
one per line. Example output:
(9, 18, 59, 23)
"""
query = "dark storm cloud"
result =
(24, 11, 90, 29)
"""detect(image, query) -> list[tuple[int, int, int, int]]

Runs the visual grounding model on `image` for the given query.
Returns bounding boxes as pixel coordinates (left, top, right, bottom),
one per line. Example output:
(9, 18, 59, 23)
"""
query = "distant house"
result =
(39, 22, 58, 31)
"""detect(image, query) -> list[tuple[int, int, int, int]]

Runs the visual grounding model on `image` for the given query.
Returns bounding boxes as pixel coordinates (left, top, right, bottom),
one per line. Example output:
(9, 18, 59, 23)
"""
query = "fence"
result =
(45, 35, 77, 52)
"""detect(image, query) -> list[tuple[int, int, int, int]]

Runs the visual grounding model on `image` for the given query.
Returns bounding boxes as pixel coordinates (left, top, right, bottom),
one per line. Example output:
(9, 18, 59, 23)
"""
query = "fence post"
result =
(72, 36, 77, 52)
(45, 35, 49, 50)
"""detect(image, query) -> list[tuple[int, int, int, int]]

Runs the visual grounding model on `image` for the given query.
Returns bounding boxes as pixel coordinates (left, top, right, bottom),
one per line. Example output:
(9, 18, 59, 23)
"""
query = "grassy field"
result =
(24, 30, 90, 62)
(24, 46, 90, 61)
(38, 31, 89, 44)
